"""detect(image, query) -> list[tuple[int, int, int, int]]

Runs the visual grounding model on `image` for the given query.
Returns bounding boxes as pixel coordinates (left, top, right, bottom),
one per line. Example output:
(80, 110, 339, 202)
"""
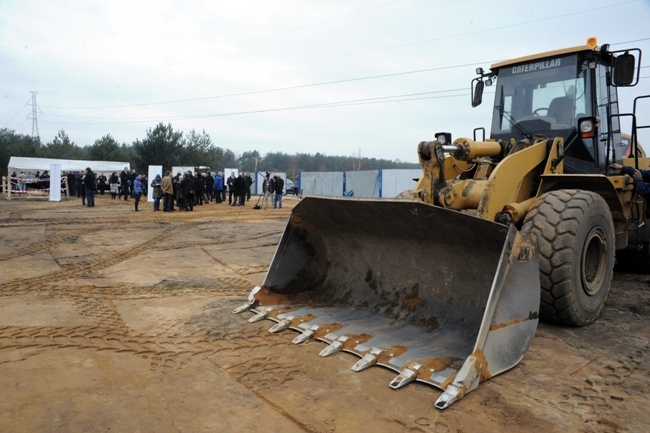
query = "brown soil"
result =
(0, 194, 648, 433)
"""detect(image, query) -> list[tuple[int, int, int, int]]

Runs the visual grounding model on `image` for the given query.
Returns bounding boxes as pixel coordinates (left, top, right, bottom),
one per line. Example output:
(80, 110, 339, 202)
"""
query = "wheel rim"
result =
(581, 227, 607, 296)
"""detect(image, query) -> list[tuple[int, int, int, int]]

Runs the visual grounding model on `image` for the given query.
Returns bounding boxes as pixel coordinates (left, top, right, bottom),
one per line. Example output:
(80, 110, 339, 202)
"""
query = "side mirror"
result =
(613, 52, 636, 86)
(472, 78, 484, 108)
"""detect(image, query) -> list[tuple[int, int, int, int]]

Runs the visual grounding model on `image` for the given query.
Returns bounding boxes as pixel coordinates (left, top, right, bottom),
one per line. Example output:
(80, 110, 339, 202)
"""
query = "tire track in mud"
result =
(0, 313, 273, 367)
(558, 346, 650, 432)
(0, 226, 106, 262)
(203, 353, 320, 433)
(0, 210, 234, 229)
(0, 325, 214, 369)
(71, 296, 129, 333)
(237, 265, 270, 276)
(0, 213, 132, 229)
(0, 281, 251, 299)
(0, 204, 285, 262)
(0, 314, 271, 374)
(0, 283, 266, 374)
(2, 222, 196, 288)
(161, 232, 282, 252)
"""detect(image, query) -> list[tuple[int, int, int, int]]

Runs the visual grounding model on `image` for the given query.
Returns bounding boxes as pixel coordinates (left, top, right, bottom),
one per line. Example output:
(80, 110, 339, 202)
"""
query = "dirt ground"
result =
(0, 193, 648, 433)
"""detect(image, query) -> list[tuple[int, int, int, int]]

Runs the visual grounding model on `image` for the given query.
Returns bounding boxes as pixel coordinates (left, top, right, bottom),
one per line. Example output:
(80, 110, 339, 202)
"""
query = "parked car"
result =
(286, 179, 298, 195)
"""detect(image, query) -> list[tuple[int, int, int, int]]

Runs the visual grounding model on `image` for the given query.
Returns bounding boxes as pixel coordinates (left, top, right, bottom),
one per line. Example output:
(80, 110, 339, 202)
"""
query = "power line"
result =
(38, 69, 650, 127)
(1, 99, 30, 128)
(38, 88, 474, 125)
(42, 62, 493, 110)
(36, 56, 650, 125)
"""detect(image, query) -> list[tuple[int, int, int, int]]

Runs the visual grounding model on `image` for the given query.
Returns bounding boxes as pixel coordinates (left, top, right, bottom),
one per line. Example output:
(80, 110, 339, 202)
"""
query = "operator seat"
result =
(548, 85, 576, 125)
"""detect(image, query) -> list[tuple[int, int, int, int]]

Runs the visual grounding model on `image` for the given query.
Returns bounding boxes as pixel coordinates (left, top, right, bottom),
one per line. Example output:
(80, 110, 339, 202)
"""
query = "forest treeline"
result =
(1, 123, 418, 178)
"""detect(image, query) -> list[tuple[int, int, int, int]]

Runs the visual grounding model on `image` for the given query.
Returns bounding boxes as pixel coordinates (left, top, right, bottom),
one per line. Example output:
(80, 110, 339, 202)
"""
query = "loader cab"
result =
(480, 41, 640, 174)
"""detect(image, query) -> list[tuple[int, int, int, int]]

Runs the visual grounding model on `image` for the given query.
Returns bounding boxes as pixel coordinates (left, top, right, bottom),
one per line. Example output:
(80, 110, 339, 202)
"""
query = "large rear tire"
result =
(521, 189, 615, 326)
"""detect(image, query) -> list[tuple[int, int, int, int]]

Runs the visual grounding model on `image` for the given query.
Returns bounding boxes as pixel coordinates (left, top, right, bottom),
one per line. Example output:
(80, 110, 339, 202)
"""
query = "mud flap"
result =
(233, 196, 539, 409)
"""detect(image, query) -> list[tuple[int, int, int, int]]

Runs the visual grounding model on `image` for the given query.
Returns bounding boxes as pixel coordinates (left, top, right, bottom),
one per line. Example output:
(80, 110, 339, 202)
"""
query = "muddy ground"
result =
(0, 194, 648, 433)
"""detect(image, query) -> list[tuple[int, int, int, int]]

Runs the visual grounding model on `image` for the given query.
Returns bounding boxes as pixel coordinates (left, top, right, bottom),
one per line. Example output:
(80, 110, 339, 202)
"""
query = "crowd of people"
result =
(161, 170, 259, 212)
(7, 167, 292, 212)
(8, 170, 51, 193)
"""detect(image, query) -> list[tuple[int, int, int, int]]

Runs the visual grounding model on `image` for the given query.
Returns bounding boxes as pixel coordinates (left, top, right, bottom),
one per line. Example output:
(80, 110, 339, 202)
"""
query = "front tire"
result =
(521, 189, 615, 326)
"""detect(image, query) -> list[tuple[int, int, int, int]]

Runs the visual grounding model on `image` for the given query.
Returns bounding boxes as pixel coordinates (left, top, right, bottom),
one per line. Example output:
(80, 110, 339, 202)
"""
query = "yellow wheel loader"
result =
(234, 38, 650, 409)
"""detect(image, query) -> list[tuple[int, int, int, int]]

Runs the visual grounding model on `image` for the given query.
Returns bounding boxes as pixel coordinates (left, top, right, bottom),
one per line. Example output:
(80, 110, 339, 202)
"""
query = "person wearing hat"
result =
(151, 174, 163, 211)
(262, 172, 273, 210)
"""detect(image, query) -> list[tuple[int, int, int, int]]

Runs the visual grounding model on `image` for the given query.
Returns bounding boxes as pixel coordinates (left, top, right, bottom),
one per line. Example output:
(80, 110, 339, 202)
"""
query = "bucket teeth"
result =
(292, 326, 317, 344)
(269, 316, 295, 333)
(319, 336, 348, 357)
(248, 309, 270, 323)
(351, 347, 383, 372)
(232, 302, 252, 314)
(434, 384, 462, 410)
(248, 286, 262, 301)
(389, 363, 422, 389)
(233, 286, 262, 314)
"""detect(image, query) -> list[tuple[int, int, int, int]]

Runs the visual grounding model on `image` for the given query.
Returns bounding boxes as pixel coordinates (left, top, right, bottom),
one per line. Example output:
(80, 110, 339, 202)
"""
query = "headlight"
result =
(579, 117, 598, 139)
(435, 132, 452, 145)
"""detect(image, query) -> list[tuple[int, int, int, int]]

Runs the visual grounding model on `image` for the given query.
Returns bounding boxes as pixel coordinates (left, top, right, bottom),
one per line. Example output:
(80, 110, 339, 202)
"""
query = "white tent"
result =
(8, 156, 130, 176)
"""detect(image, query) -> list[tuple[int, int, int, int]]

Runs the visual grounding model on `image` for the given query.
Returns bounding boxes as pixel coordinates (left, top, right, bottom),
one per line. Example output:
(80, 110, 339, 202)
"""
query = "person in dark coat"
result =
(79, 173, 86, 206)
(119, 167, 130, 200)
(40, 171, 50, 191)
(129, 169, 137, 197)
(84, 167, 96, 207)
(109, 172, 119, 199)
(180, 174, 195, 211)
(205, 172, 214, 202)
(611, 162, 650, 216)
(194, 171, 204, 205)
(245, 172, 253, 202)
(611, 162, 650, 197)
(10, 171, 17, 191)
(173, 172, 182, 207)
(151, 174, 163, 211)
(67, 172, 77, 197)
(273, 175, 284, 209)
(97, 173, 107, 195)
(232, 173, 246, 206)
(226, 172, 236, 205)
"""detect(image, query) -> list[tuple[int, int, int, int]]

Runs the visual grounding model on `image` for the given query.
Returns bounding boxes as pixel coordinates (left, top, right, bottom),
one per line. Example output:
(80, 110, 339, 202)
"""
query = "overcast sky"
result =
(2, 0, 650, 163)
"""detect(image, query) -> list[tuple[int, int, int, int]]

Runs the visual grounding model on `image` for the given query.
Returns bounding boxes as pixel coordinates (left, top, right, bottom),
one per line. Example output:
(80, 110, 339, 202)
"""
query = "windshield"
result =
(491, 54, 587, 137)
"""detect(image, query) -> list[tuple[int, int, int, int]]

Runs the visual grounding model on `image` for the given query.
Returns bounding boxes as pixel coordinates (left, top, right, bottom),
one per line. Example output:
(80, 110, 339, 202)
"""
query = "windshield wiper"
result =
(495, 105, 532, 140)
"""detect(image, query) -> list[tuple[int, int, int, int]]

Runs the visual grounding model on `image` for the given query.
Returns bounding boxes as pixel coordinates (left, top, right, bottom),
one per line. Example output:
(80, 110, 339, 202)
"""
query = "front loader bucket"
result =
(234, 196, 540, 409)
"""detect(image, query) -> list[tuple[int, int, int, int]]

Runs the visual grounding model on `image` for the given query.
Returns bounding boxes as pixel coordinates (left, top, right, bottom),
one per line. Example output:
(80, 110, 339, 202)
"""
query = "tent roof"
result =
(8, 157, 130, 174)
